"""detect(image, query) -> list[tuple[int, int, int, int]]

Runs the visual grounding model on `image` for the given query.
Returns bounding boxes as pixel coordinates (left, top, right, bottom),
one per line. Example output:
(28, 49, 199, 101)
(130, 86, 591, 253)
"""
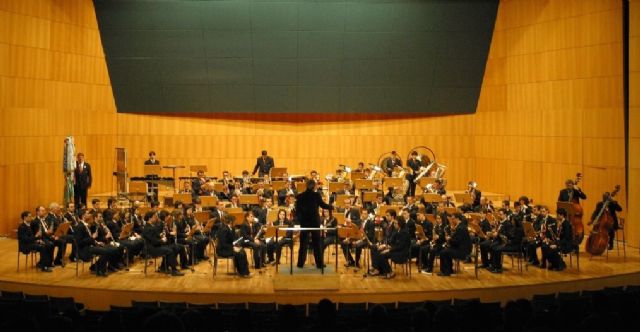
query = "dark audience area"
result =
(2, 285, 640, 332)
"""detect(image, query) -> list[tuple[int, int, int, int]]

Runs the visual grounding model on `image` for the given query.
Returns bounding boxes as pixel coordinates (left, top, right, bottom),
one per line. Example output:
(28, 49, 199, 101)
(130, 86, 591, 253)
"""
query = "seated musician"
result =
(237, 211, 266, 269)
(141, 211, 184, 276)
(63, 201, 79, 262)
(217, 185, 231, 201)
(460, 182, 481, 213)
(182, 205, 209, 261)
(31, 205, 66, 266)
(18, 211, 54, 272)
(277, 181, 297, 206)
(438, 213, 472, 276)
(181, 181, 192, 194)
(355, 162, 366, 173)
(537, 206, 556, 269)
(477, 197, 494, 213)
(341, 205, 363, 268)
(46, 202, 74, 266)
(501, 200, 513, 217)
(525, 205, 543, 265)
(414, 211, 433, 272)
(370, 215, 411, 279)
(321, 209, 337, 251)
(104, 209, 144, 263)
(433, 178, 446, 195)
(159, 210, 190, 270)
(480, 208, 512, 269)
(420, 214, 446, 273)
(74, 209, 119, 277)
(541, 208, 572, 271)
(489, 210, 524, 274)
(172, 209, 195, 267)
(216, 215, 250, 277)
(268, 209, 294, 264)
(347, 210, 375, 269)
(191, 170, 210, 199)
(221, 170, 235, 191)
(94, 211, 124, 270)
(518, 196, 533, 216)
(252, 198, 270, 225)
(403, 196, 419, 220)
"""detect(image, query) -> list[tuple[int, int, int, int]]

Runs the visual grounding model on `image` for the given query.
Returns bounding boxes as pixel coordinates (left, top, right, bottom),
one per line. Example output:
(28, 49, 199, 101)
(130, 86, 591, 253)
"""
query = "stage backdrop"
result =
(94, 0, 498, 114)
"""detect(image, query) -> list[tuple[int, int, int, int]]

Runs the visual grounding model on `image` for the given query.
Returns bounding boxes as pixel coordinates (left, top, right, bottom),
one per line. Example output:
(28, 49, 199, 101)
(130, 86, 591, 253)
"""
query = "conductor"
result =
(296, 180, 333, 268)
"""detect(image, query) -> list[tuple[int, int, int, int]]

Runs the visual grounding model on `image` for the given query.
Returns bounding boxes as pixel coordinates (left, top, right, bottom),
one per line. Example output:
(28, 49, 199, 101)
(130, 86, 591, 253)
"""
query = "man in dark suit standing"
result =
(74, 152, 92, 210)
(295, 180, 333, 268)
(384, 151, 402, 177)
(144, 151, 160, 201)
(252, 150, 275, 177)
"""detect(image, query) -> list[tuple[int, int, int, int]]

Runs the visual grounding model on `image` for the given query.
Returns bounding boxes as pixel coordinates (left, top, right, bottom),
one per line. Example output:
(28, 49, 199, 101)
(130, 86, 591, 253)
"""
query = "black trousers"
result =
(374, 250, 393, 274)
(74, 185, 88, 208)
(525, 240, 540, 264)
(22, 242, 53, 268)
(49, 237, 67, 263)
(242, 240, 265, 268)
(425, 244, 444, 270)
(417, 243, 431, 268)
(233, 249, 250, 276)
(149, 244, 179, 269)
(297, 230, 323, 268)
(541, 244, 565, 269)
(88, 245, 119, 273)
(491, 244, 520, 269)
(439, 247, 466, 274)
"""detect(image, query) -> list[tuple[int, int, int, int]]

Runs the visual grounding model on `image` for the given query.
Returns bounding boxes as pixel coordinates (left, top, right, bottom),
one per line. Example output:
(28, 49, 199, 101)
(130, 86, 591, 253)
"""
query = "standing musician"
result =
(144, 151, 160, 201)
(558, 178, 587, 203)
(541, 208, 573, 271)
(74, 209, 119, 277)
(252, 150, 275, 177)
(73, 152, 92, 210)
(479, 208, 512, 270)
(237, 211, 267, 269)
(438, 214, 472, 277)
(142, 211, 184, 276)
(18, 211, 54, 272)
(216, 215, 250, 277)
(588, 192, 623, 250)
(385, 151, 403, 177)
(369, 216, 411, 279)
(414, 211, 433, 272)
(295, 180, 333, 269)
(406, 151, 421, 197)
(191, 170, 211, 199)
(31, 205, 66, 267)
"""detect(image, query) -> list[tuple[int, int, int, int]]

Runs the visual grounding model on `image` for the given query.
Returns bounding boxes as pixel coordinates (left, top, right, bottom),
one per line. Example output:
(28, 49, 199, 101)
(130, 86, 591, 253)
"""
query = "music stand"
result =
(335, 195, 355, 208)
(444, 207, 458, 215)
(201, 196, 217, 207)
(422, 193, 442, 203)
(523, 222, 536, 241)
(351, 172, 366, 181)
(231, 213, 245, 227)
(271, 181, 286, 192)
(556, 202, 575, 216)
(128, 182, 148, 201)
(267, 209, 279, 223)
(363, 192, 378, 203)
(326, 182, 341, 194)
(239, 195, 260, 205)
(418, 177, 437, 188)
(383, 177, 403, 190)
(190, 165, 208, 174)
(270, 167, 287, 179)
(144, 165, 162, 177)
(355, 179, 373, 191)
(163, 165, 185, 193)
(213, 183, 224, 193)
(454, 193, 473, 205)
(173, 193, 192, 205)
(295, 182, 307, 193)
(54, 222, 71, 238)
(226, 207, 243, 214)
(377, 205, 397, 217)
(194, 211, 210, 223)
(335, 213, 346, 226)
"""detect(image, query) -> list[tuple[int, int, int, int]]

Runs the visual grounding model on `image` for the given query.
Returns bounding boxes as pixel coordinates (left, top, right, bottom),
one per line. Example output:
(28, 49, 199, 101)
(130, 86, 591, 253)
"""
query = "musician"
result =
(270, 209, 294, 264)
(183, 205, 209, 261)
(217, 184, 231, 201)
(160, 210, 190, 269)
(237, 211, 266, 269)
(403, 196, 419, 220)
(321, 209, 338, 251)
(438, 213, 471, 276)
(18, 211, 54, 272)
(73, 152, 92, 209)
(433, 178, 446, 195)
(461, 181, 481, 212)
(370, 216, 411, 279)
(342, 209, 364, 268)
(104, 209, 143, 263)
(525, 205, 543, 266)
(45, 202, 73, 266)
(479, 209, 512, 269)
(414, 211, 433, 271)
(384, 151, 402, 177)
(31, 206, 66, 266)
(406, 151, 421, 197)
(192, 170, 210, 199)
(477, 197, 494, 213)
(422, 215, 444, 273)
(63, 201, 79, 261)
(295, 179, 333, 269)
(252, 150, 274, 177)
(142, 211, 184, 276)
(181, 181, 192, 194)
(94, 211, 124, 271)
(74, 209, 119, 277)
(144, 151, 160, 200)
(229, 194, 241, 209)
(216, 215, 250, 277)
(536, 206, 557, 268)
(489, 211, 524, 274)
(541, 208, 573, 271)
(252, 198, 270, 225)
(171, 210, 195, 267)
(277, 181, 297, 206)
(89, 198, 102, 215)
(221, 170, 235, 191)
(588, 192, 623, 250)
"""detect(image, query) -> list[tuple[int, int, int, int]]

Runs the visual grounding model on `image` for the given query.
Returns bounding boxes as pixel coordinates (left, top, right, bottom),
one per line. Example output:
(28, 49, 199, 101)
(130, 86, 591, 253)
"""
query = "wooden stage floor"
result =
(1, 238, 639, 310)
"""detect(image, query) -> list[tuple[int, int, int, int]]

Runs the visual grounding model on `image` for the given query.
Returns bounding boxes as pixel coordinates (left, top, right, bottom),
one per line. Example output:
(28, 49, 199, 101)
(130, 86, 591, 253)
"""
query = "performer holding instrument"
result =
(586, 186, 622, 255)
(438, 213, 472, 277)
(18, 211, 54, 272)
(558, 173, 586, 244)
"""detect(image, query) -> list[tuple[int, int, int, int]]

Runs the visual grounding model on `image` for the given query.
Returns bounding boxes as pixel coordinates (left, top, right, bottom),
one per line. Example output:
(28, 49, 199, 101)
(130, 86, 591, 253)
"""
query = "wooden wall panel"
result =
(476, 0, 631, 245)
(628, 0, 640, 248)
(0, 0, 115, 236)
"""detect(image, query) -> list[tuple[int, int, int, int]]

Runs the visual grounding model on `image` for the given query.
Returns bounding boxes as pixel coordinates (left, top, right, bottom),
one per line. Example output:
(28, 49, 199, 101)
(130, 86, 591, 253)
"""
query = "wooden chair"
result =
(17, 245, 39, 272)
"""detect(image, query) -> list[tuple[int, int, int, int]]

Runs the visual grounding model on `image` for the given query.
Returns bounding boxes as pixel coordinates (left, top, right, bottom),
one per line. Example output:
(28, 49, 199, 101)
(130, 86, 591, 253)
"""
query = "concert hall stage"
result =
(1, 239, 639, 310)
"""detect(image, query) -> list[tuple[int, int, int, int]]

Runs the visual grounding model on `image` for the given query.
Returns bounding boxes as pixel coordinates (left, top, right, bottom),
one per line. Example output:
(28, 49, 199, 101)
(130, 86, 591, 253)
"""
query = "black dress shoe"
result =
(437, 272, 451, 277)
(54, 260, 63, 266)
(69, 257, 78, 263)
(41, 266, 53, 273)
(171, 269, 185, 276)
(96, 270, 108, 277)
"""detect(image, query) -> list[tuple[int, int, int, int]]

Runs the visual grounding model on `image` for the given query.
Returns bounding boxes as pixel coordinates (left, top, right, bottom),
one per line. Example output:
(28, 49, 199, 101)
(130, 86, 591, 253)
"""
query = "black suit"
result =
(295, 189, 332, 268)
(439, 220, 471, 275)
(373, 227, 411, 274)
(216, 223, 249, 276)
(18, 222, 53, 268)
(74, 162, 92, 208)
(558, 188, 587, 203)
(73, 222, 118, 274)
(31, 217, 66, 264)
(591, 200, 622, 247)
(406, 158, 421, 196)
(385, 157, 402, 177)
(253, 156, 274, 177)
(142, 222, 180, 270)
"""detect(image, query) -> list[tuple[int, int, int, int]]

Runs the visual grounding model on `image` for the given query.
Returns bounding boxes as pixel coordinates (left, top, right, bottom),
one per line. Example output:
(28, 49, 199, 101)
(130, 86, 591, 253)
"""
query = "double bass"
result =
(566, 172, 585, 245)
(585, 185, 621, 256)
